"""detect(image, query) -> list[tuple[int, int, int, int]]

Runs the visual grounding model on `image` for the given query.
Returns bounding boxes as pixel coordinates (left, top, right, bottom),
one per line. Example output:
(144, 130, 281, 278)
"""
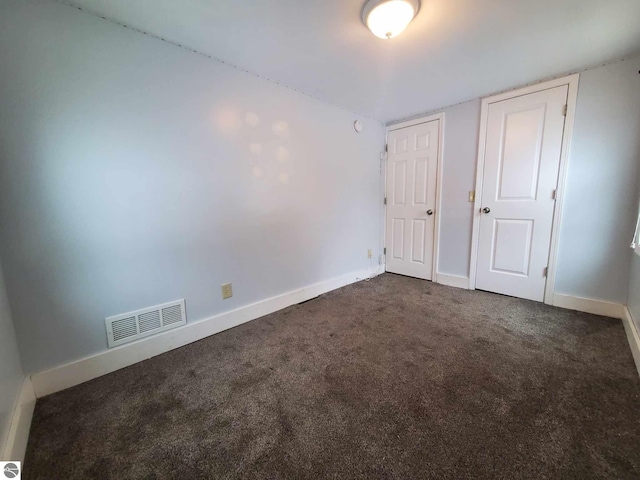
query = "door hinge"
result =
(562, 104, 568, 116)
(383, 247, 387, 254)
(385, 144, 388, 152)
(543, 267, 548, 277)
(384, 197, 387, 205)
(552, 189, 557, 200)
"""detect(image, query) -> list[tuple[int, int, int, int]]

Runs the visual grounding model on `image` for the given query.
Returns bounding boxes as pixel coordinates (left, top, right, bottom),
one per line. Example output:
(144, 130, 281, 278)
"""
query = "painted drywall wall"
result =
(554, 55, 640, 303)
(391, 55, 640, 303)
(437, 100, 481, 277)
(61, 0, 640, 121)
(0, 260, 24, 456)
(629, 169, 640, 327)
(630, 252, 640, 328)
(0, 0, 385, 374)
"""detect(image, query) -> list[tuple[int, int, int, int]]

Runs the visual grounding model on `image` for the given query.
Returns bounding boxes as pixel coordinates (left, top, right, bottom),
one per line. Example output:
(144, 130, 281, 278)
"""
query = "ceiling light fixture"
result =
(362, 0, 420, 39)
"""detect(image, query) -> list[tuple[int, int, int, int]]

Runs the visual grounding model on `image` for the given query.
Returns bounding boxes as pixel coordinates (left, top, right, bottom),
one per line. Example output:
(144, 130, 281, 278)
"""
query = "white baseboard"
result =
(622, 306, 640, 377)
(436, 273, 469, 289)
(31, 268, 379, 398)
(552, 293, 624, 319)
(2, 378, 36, 463)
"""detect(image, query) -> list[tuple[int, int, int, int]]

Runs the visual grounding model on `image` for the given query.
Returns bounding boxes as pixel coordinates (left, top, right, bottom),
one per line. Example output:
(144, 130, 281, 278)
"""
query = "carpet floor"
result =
(25, 273, 640, 479)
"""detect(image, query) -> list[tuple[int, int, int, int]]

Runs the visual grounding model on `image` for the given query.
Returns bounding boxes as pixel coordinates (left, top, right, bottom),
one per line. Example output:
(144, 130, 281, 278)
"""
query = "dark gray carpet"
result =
(25, 273, 640, 479)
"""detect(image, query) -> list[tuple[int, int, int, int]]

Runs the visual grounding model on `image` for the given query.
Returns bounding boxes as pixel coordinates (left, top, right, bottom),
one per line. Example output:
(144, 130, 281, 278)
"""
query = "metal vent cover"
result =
(105, 299, 186, 348)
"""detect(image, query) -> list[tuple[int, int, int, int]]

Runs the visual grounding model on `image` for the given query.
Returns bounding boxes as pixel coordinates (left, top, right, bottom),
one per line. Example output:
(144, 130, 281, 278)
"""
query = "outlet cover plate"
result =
(221, 283, 233, 299)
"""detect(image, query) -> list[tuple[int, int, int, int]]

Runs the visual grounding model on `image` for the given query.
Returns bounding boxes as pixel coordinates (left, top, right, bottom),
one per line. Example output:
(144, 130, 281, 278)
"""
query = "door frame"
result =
(468, 74, 580, 304)
(384, 112, 445, 282)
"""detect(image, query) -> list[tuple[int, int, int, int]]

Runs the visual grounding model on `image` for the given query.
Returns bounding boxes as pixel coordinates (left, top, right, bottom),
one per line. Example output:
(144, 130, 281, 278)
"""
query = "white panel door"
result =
(476, 85, 568, 301)
(385, 120, 439, 280)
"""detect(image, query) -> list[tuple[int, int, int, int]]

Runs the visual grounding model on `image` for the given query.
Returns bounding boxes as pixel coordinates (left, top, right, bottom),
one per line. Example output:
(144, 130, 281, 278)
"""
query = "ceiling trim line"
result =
(53, 0, 385, 125)
(386, 52, 640, 126)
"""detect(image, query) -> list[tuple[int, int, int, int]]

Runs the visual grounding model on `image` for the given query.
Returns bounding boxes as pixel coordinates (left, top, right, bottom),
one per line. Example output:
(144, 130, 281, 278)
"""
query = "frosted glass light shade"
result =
(362, 0, 420, 39)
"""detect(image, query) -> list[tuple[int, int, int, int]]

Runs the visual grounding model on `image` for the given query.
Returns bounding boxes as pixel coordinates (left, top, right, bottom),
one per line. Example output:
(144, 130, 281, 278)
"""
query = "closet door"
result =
(385, 120, 439, 280)
(475, 85, 568, 301)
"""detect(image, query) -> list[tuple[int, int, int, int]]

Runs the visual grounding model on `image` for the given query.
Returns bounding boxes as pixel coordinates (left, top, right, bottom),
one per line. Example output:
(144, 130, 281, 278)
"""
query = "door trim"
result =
(384, 112, 445, 282)
(468, 74, 579, 304)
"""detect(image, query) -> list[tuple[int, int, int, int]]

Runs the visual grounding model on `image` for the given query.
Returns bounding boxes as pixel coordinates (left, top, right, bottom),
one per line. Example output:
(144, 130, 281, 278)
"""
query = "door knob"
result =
(482, 207, 491, 214)
(426, 209, 433, 216)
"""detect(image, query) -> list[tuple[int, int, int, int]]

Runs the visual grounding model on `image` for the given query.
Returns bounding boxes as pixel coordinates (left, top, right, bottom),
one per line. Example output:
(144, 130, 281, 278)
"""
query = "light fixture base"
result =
(361, 0, 421, 39)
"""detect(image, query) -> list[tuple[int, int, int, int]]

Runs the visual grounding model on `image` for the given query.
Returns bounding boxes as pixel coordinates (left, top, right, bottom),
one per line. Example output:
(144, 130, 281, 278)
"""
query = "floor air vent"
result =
(106, 299, 186, 348)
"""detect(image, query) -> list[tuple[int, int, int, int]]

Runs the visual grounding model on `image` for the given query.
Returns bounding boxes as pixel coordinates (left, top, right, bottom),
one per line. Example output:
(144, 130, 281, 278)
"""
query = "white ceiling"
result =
(67, 0, 640, 122)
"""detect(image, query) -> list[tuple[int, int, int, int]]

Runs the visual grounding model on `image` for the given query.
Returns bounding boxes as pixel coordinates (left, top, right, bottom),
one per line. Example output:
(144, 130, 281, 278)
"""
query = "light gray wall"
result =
(0, 260, 24, 456)
(630, 253, 640, 329)
(555, 55, 640, 302)
(0, 1, 385, 373)
(629, 167, 640, 327)
(409, 56, 640, 301)
(437, 100, 481, 277)
(1, 0, 637, 377)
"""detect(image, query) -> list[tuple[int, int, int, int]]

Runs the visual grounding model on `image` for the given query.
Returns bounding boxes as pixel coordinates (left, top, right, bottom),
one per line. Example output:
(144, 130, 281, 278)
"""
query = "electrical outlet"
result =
(367, 249, 372, 259)
(221, 283, 233, 299)
(469, 191, 475, 202)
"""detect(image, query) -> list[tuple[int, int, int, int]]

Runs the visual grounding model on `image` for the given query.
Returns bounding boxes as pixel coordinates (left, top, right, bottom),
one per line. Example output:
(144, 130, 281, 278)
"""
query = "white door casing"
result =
(385, 119, 440, 280)
(474, 85, 568, 302)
